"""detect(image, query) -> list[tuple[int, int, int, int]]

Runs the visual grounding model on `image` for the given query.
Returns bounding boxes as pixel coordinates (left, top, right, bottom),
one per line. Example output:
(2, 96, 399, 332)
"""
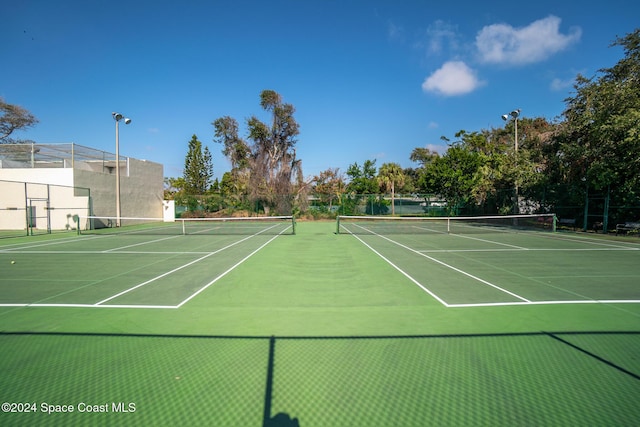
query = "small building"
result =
(0, 143, 163, 234)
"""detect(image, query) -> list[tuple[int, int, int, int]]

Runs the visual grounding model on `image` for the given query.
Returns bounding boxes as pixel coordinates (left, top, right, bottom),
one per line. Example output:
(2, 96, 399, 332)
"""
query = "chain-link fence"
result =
(0, 179, 91, 238)
(167, 185, 640, 234)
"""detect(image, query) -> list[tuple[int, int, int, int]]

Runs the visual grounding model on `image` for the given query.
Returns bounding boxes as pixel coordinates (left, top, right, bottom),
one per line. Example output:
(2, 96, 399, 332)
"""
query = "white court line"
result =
(449, 233, 527, 250)
(0, 235, 107, 252)
(189, 226, 223, 235)
(0, 223, 287, 309)
(345, 223, 530, 303)
(419, 249, 524, 253)
(419, 247, 639, 254)
(526, 231, 640, 250)
(413, 225, 528, 250)
(1, 250, 212, 255)
(3, 303, 179, 309)
(344, 230, 450, 307)
(102, 234, 182, 252)
(94, 223, 284, 305)
(93, 250, 224, 305)
(176, 226, 291, 308)
(448, 299, 640, 308)
(4, 298, 638, 310)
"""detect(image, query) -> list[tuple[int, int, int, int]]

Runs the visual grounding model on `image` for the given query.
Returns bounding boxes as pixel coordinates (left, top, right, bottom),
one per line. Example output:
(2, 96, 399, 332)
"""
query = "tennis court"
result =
(1, 217, 639, 425)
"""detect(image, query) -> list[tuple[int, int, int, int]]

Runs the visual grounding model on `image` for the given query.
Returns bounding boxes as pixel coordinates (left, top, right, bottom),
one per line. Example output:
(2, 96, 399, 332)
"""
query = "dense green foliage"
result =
(183, 134, 213, 195)
(546, 29, 640, 225)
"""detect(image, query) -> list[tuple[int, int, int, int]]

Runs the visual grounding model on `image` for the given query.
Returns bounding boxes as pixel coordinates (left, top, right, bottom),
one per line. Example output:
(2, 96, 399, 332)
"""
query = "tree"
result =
(377, 162, 405, 215)
(417, 143, 485, 215)
(409, 147, 438, 167)
(344, 160, 387, 214)
(212, 116, 250, 199)
(0, 98, 39, 143)
(212, 116, 250, 172)
(346, 159, 378, 194)
(183, 134, 213, 195)
(411, 123, 556, 215)
(164, 177, 186, 200)
(247, 90, 303, 214)
(312, 168, 345, 213)
(552, 28, 640, 226)
(213, 90, 303, 215)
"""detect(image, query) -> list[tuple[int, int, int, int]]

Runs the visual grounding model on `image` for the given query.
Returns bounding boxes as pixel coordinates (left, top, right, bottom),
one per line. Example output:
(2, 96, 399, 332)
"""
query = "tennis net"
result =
(76, 215, 296, 236)
(336, 214, 556, 235)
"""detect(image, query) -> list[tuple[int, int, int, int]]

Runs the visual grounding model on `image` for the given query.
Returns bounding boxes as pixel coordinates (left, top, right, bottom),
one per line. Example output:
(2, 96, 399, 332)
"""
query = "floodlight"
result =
(112, 111, 132, 227)
(500, 107, 522, 214)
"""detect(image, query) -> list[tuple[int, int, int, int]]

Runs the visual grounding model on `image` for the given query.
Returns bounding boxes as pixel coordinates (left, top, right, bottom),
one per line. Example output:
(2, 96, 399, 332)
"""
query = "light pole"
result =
(112, 112, 131, 227)
(501, 109, 520, 152)
(501, 109, 521, 214)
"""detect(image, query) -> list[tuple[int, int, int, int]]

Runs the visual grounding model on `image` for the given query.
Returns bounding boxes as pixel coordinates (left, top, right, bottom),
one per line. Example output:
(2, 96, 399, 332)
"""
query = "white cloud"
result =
(422, 61, 484, 96)
(388, 21, 405, 42)
(550, 76, 574, 91)
(425, 20, 459, 55)
(428, 121, 438, 129)
(476, 15, 581, 66)
(426, 143, 445, 156)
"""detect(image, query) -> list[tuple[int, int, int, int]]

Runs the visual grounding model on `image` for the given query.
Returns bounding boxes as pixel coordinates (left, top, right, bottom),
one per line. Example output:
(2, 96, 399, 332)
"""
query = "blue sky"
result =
(3, 0, 638, 181)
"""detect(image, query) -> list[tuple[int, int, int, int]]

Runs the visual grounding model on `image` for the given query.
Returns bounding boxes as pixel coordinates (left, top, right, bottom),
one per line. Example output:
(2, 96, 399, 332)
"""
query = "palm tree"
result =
(377, 163, 405, 215)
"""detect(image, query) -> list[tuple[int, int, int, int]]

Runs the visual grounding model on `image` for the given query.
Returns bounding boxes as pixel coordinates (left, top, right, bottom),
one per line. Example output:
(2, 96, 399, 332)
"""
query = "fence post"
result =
(583, 184, 589, 232)
(603, 185, 610, 233)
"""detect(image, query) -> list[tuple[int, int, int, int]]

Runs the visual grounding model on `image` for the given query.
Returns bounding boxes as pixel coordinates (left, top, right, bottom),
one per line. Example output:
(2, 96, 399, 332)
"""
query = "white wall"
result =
(0, 178, 88, 231)
(0, 157, 163, 230)
(0, 168, 74, 186)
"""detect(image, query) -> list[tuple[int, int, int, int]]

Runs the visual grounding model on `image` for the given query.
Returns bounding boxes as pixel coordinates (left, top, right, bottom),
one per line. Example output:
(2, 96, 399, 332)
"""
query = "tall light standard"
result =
(501, 109, 520, 152)
(112, 112, 131, 227)
(501, 109, 521, 214)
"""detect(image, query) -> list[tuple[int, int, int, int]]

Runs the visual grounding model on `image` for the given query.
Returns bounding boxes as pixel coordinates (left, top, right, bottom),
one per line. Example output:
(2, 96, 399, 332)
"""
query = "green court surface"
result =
(1, 221, 639, 426)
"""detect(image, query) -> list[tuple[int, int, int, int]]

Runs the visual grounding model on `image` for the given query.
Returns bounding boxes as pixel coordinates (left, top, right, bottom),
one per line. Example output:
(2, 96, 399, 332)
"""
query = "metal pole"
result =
(24, 182, 29, 236)
(583, 183, 589, 231)
(115, 120, 121, 227)
(514, 117, 518, 153)
(514, 117, 518, 214)
(46, 184, 51, 234)
(603, 185, 610, 233)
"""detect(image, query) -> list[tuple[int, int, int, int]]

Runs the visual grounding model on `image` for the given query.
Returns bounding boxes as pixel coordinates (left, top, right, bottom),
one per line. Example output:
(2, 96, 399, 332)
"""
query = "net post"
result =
(447, 216, 451, 233)
(291, 215, 296, 235)
(74, 215, 80, 235)
(336, 216, 341, 234)
(181, 219, 186, 235)
(552, 214, 557, 232)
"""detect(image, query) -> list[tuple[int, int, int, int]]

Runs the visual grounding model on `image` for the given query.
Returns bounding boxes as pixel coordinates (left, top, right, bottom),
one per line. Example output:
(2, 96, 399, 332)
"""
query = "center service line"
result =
(349, 223, 531, 303)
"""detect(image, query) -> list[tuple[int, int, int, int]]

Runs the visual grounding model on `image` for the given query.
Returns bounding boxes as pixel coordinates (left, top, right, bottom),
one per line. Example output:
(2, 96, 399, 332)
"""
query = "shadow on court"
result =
(1, 331, 639, 426)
